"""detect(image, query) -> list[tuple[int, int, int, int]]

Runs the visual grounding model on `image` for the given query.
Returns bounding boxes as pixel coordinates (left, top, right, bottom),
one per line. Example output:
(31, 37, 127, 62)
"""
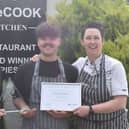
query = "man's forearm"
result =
(14, 97, 29, 109)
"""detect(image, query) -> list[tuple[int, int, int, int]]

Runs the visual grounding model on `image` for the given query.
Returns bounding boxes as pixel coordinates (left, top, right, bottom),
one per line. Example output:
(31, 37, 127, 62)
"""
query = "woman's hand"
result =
(30, 54, 40, 62)
(73, 106, 90, 117)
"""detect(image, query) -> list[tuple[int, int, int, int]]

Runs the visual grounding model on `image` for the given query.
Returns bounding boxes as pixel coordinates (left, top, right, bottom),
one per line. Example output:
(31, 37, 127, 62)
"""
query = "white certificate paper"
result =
(40, 82, 81, 111)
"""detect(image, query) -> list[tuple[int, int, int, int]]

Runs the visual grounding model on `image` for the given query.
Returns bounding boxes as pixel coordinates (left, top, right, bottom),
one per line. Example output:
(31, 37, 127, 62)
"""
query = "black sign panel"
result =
(0, 0, 46, 78)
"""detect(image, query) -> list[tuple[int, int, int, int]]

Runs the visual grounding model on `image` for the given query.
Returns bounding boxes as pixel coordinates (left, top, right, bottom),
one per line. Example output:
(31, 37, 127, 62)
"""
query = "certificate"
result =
(40, 82, 81, 111)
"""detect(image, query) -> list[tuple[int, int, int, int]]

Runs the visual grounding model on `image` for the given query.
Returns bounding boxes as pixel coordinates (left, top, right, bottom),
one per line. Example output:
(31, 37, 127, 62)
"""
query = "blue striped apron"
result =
(22, 59, 69, 129)
(74, 54, 129, 129)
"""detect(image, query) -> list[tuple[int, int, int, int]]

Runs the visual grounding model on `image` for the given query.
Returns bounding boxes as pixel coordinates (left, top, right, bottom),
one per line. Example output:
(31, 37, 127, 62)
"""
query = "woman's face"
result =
(81, 28, 103, 60)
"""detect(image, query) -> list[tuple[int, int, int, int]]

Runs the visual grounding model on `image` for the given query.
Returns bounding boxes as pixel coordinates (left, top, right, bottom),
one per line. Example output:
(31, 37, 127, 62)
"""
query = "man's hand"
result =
(0, 109, 6, 118)
(47, 110, 71, 118)
(20, 107, 37, 118)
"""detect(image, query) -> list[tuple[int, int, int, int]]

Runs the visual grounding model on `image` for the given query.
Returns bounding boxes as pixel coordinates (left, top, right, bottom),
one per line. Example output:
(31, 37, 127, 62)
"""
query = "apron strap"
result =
(33, 60, 40, 77)
(57, 58, 66, 80)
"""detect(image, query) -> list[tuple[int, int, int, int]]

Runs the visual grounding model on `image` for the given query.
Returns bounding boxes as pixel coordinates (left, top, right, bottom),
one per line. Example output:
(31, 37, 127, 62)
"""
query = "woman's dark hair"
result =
(81, 21, 104, 39)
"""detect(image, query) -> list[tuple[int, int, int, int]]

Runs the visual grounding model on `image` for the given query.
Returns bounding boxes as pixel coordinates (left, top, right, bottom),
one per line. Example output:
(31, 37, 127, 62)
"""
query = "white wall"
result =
(47, 0, 61, 16)
(47, 0, 72, 16)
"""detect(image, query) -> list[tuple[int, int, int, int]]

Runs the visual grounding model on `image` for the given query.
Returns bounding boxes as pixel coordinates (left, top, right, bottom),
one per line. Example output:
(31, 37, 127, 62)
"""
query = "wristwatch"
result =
(89, 105, 94, 114)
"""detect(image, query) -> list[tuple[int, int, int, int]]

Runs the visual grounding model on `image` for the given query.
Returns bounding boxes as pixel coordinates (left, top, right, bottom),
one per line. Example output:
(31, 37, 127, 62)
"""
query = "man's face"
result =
(81, 28, 103, 59)
(37, 37, 61, 57)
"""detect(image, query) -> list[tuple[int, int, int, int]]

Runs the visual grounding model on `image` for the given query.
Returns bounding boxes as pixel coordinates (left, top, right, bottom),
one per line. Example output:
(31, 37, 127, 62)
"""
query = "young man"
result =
(0, 72, 6, 129)
(0, 108, 5, 128)
(13, 22, 78, 129)
(73, 21, 129, 129)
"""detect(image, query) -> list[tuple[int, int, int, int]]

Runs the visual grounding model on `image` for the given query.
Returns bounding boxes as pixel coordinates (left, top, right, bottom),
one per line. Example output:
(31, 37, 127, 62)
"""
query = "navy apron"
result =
(74, 55, 129, 129)
(22, 59, 69, 129)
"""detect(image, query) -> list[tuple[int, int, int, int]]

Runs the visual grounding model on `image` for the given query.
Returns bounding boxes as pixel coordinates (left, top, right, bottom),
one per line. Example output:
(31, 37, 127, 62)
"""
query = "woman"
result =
(73, 21, 129, 129)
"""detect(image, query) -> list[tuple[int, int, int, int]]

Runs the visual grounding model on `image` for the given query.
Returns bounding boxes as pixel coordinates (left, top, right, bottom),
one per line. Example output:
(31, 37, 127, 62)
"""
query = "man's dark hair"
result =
(36, 22, 61, 39)
(81, 21, 105, 39)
